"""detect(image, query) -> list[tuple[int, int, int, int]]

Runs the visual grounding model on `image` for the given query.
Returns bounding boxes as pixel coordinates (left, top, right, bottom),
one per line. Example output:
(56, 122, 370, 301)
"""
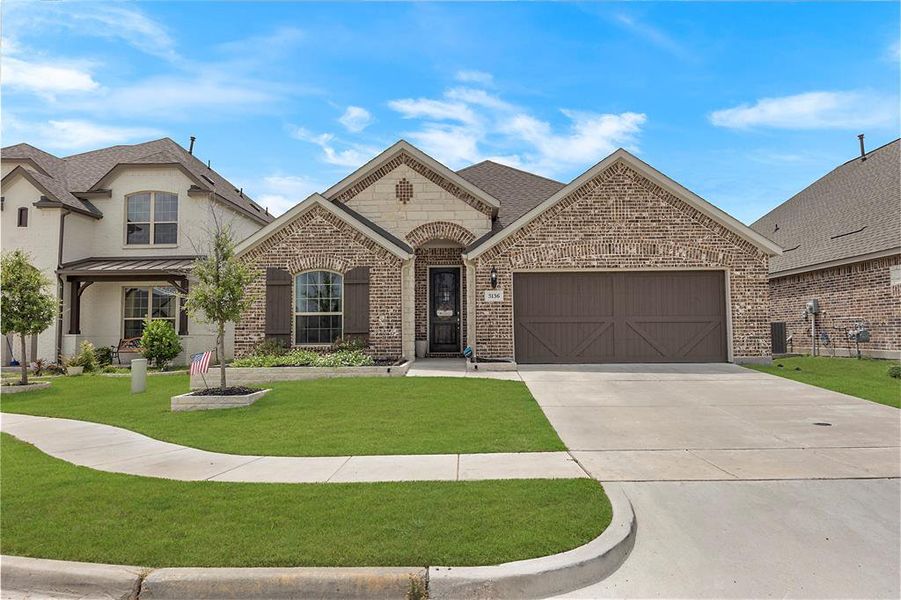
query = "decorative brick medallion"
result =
(395, 178, 414, 204)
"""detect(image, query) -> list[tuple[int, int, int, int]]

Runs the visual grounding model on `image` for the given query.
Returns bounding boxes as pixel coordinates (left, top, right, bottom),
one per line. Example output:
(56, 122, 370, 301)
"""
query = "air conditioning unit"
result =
(805, 299, 820, 315)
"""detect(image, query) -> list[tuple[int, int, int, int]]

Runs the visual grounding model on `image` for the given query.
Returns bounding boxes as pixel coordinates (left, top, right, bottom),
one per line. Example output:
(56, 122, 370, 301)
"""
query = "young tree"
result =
(0, 251, 57, 385)
(185, 215, 256, 390)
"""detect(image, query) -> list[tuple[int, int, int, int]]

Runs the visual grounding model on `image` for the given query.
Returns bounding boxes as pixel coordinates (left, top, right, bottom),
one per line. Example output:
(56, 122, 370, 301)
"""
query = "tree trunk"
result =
(218, 322, 226, 390)
(19, 334, 28, 386)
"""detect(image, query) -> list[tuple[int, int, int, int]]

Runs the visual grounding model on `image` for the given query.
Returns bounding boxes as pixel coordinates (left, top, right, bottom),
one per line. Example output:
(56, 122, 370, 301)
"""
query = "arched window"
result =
(295, 271, 343, 344)
(125, 191, 178, 245)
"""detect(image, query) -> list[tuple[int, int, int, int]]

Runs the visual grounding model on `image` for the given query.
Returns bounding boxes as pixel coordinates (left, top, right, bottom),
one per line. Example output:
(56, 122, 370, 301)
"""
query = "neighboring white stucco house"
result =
(1, 138, 273, 366)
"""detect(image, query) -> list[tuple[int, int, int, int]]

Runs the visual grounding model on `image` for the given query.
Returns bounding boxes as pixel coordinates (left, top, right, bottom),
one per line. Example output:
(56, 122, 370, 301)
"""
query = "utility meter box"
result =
(805, 299, 821, 315)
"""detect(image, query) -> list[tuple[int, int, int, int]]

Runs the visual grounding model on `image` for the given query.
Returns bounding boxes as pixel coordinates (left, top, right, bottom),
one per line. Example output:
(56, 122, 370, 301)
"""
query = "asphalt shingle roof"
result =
(751, 139, 901, 275)
(2, 138, 273, 224)
(456, 160, 565, 228)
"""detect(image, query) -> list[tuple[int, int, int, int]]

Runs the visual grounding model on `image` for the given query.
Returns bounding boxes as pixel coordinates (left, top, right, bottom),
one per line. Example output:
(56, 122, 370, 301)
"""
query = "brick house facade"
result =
(235, 141, 780, 364)
(768, 255, 900, 357)
(751, 139, 900, 359)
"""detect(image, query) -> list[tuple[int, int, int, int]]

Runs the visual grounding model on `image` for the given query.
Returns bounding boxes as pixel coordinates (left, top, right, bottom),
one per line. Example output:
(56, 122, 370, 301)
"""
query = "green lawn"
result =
(747, 356, 901, 408)
(0, 434, 609, 567)
(0, 375, 565, 456)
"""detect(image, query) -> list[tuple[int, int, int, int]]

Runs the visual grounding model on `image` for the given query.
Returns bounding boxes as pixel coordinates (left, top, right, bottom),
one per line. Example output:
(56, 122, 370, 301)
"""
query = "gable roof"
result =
(464, 148, 783, 259)
(323, 140, 501, 215)
(750, 139, 900, 276)
(457, 160, 565, 229)
(1, 139, 273, 224)
(235, 193, 413, 259)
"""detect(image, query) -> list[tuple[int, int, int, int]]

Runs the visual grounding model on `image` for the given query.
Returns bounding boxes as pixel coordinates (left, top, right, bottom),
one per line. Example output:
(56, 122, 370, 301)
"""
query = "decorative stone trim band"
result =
(189, 361, 412, 390)
(0, 381, 51, 394)
(0, 486, 634, 600)
(171, 389, 271, 412)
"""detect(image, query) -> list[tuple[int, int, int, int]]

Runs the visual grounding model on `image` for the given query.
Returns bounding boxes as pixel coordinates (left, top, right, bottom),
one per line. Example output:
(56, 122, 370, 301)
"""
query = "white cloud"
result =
(67, 76, 281, 119)
(388, 98, 478, 125)
(612, 13, 692, 60)
(3, 118, 162, 152)
(406, 125, 483, 167)
(255, 174, 324, 216)
(386, 84, 647, 177)
(289, 126, 378, 168)
(445, 87, 514, 112)
(455, 70, 494, 85)
(710, 91, 898, 130)
(5, 3, 181, 63)
(501, 110, 647, 172)
(888, 39, 901, 62)
(338, 106, 373, 133)
(2, 57, 100, 96)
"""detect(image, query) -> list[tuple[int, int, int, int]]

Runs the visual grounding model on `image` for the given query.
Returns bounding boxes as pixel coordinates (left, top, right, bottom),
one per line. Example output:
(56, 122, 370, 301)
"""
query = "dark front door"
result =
(429, 267, 461, 353)
(513, 271, 727, 364)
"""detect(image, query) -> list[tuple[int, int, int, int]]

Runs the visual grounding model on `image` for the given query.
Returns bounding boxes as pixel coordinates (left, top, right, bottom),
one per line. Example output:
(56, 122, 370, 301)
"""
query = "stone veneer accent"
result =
(414, 246, 468, 352)
(236, 205, 404, 360)
(471, 161, 772, 361)
(331, 151, 495, 217)
(769, 254, 900, 356)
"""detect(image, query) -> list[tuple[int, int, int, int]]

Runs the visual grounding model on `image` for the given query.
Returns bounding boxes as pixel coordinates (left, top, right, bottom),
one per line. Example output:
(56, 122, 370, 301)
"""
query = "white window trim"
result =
(292, 270, 344, 346)
(124, 191, 179, 247)
(122, 286, 179, 339)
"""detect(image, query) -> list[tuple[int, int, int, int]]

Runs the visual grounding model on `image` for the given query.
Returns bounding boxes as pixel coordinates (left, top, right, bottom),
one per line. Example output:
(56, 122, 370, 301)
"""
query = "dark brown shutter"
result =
(343, 266, 370, 344)
(265, 267, 292, 347)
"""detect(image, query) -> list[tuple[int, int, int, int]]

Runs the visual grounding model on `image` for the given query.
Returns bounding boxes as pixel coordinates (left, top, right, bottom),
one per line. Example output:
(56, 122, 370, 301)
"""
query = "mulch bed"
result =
(190, 387, 262, 396)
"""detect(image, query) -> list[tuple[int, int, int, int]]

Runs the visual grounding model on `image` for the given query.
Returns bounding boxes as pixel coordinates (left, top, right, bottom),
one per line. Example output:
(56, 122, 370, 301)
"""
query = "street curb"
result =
(139, 566, 427, 599)
(0, 555, 146, 600)
(428, 483, 636, 599)
(0, 485, 633, 600)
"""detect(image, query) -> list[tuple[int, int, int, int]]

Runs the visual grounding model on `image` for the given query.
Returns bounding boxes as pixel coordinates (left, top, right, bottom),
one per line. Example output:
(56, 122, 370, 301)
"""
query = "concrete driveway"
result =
(519, 363, 901, 599)
(520, 363, 900, 481)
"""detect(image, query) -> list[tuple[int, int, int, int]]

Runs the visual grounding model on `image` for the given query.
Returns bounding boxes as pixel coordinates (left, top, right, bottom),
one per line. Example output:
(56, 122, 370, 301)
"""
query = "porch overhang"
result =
(58, 256, 200, 336)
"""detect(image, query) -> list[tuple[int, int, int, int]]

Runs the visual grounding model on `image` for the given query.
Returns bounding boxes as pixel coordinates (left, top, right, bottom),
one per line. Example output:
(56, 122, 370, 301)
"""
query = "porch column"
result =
(464, 259, 477, 356)
(67, 279, 92, 335)
(178, 278, 189, 335)
(401, 259, 415, 360)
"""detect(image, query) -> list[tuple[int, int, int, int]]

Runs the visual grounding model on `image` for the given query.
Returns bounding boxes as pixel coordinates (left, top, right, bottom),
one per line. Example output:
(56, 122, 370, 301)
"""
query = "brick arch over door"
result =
(405, 221, 476, 248)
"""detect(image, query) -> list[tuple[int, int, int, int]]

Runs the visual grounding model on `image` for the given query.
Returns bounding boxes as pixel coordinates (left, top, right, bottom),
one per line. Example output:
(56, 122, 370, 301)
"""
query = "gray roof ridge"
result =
(458, 159, 564, 186)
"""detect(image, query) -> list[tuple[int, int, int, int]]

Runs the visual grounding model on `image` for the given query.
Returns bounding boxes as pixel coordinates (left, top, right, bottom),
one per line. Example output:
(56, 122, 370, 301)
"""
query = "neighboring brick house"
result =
(236, 140, 781, 364)
(751, 138, 901, 359)
(1, 138, 273, 365)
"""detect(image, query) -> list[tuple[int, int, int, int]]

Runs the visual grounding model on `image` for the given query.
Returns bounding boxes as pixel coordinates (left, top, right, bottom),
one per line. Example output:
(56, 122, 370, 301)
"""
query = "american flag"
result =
(189, 351, 212, 375)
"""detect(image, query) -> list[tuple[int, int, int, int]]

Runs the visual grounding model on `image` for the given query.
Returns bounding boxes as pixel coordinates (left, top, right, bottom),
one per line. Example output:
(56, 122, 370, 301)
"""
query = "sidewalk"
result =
(0, 413, 586, 483)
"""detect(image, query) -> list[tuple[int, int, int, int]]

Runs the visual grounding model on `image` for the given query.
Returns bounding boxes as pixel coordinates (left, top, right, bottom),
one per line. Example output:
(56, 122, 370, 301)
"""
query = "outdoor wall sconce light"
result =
(490, 266, 498, 289)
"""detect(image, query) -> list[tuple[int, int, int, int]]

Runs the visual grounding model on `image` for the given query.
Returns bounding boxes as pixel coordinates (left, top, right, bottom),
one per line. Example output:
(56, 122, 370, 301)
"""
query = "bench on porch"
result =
(111, 337, 143, 365)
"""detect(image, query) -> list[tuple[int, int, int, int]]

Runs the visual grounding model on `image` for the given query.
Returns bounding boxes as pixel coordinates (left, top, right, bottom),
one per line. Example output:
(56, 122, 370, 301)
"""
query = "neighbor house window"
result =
(294, 271, 342, 344)
(126, 192, 178, 245)
(123, 286, 178, 338)
(17, 207, 28, 227)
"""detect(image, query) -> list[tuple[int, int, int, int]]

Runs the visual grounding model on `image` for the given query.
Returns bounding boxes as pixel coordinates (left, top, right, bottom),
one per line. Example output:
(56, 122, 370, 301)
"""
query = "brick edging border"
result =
(0, 485, 634, 599)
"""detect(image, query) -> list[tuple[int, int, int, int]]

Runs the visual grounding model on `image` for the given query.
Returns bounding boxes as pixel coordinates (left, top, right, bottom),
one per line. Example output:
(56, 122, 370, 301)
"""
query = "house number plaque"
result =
(484, 290, 504, 302)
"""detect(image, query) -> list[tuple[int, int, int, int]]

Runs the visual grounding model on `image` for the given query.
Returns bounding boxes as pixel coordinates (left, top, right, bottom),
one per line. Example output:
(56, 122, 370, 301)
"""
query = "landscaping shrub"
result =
(252, 338, 289, 356)
(330, 336, 368, 352)
(889, 365, 901, 379)
(95, 346, 113, 367)
(67, 341, 98, 373)
(140, 320, 182, 369)
(231, 349, 374, 368)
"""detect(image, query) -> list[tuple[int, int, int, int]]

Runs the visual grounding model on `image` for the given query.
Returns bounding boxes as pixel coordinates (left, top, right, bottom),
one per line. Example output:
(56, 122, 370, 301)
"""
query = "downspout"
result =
(55, 209, 70, 362)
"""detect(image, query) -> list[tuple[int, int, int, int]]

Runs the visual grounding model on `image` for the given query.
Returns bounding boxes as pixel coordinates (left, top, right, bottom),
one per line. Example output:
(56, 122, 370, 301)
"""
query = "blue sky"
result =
(2, 1, 898, 223)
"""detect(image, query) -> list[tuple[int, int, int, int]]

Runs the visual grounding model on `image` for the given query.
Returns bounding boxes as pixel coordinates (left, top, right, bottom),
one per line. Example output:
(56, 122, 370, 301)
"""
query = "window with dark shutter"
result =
(17, 207, 28, 227)
(264, 267, 292, 348)
(343, 266, 370, 344)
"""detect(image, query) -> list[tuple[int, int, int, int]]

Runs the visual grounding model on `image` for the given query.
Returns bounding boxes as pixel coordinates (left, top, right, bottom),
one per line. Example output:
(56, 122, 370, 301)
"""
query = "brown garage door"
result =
(513, 271, 727, 364)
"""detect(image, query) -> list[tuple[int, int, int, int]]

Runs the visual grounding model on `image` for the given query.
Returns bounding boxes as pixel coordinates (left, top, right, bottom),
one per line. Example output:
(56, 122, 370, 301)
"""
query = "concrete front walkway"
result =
(520, 363, 900, 481)
(0, 413, 586, 483)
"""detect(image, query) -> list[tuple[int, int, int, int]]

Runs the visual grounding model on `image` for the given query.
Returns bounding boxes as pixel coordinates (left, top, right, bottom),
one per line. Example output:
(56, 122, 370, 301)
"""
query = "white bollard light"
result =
(131, 358, 147, 393)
